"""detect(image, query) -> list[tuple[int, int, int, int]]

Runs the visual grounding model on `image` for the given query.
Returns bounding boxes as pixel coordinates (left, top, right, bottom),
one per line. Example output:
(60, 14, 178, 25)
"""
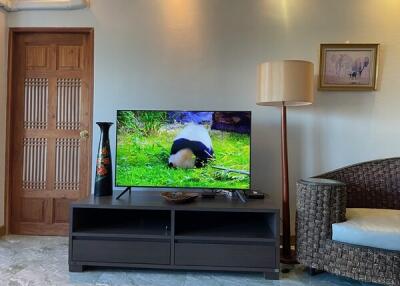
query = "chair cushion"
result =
(332, 208, 400, 251)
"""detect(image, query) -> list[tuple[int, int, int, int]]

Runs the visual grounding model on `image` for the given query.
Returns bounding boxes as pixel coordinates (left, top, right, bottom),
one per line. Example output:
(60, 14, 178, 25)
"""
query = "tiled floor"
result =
(0, 235, 378, 286)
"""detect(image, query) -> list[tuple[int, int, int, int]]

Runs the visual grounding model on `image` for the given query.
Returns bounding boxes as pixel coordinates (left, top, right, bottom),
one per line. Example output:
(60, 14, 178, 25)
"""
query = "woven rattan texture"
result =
(317, 158, 400, 209)
(296, 158, 400, 285)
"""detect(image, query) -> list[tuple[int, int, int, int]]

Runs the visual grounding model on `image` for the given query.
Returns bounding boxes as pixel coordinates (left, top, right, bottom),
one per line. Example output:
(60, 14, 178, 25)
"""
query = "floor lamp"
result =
(257, 60, 314, 263)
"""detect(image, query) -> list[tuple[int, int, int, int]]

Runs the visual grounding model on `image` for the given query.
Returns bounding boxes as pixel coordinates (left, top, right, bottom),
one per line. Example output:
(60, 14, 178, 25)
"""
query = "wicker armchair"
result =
(296, 158, 400, 286)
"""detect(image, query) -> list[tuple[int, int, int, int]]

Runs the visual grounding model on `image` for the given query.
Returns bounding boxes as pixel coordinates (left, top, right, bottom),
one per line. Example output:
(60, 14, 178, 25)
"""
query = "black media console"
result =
(69, 191, 280, 279)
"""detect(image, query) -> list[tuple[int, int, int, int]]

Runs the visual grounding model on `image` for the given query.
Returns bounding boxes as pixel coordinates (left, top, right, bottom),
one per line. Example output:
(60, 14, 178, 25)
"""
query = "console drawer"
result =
(72, 239, 170, 265)
(175, 242, 275, 268)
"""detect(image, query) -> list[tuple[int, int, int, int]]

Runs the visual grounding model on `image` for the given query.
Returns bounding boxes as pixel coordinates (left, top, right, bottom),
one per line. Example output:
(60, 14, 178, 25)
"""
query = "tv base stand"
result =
(69, 191, 280, 279)
(115, 186, 131, 200)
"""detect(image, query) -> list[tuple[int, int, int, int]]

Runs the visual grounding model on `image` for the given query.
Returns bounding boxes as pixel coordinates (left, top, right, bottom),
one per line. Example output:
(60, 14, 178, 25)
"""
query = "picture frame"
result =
(319, 43, 379, 91)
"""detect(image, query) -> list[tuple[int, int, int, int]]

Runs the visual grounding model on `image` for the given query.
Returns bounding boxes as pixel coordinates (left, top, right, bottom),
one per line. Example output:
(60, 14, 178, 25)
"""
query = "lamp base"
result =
(280, 249, 299, 273)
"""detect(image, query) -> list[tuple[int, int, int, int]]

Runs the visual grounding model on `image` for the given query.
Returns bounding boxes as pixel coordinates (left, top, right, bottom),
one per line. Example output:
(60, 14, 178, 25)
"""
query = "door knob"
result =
(80, 130, 89, 139)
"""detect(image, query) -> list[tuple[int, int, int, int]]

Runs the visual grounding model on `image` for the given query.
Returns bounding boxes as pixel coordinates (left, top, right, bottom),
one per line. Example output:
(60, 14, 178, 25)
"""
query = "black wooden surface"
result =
(72, 191, 278, 212)
(175, 242, 275, 268)
(73, 239, 170, 264)
(69, 191, 280, 279)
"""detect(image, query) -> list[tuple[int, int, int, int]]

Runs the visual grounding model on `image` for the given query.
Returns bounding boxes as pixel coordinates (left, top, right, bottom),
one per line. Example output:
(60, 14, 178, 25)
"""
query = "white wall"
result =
(4, 0, 400, 231)
(0, 9, 7, 227)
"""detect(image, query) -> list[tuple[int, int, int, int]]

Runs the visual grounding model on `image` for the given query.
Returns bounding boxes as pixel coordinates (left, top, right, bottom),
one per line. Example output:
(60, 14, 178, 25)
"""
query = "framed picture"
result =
(319, 43, 379, 91)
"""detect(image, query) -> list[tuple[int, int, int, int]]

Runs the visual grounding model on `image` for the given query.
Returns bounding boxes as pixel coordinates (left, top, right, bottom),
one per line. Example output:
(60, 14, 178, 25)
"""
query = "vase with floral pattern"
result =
(94, 122, 113, 196)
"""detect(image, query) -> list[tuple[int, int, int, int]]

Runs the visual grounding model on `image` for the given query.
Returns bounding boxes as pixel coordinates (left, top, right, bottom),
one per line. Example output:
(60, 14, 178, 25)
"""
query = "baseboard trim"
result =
(0, 226, 5, 237)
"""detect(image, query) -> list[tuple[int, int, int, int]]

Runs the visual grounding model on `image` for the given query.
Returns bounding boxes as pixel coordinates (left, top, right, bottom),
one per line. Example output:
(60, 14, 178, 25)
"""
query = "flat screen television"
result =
(115, 110, 251, 190)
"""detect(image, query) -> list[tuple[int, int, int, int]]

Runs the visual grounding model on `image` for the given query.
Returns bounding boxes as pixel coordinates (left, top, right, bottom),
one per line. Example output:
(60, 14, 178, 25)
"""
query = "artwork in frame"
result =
(319, 44, 379, 91)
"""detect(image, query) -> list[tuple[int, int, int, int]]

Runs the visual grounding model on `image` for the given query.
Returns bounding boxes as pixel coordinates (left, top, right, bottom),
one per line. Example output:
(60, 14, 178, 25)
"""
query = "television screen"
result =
(116, 110, 251, 190)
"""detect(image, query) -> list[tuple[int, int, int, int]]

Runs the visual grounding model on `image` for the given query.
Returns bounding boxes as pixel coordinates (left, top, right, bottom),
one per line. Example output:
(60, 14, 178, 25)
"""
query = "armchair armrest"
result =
(296, 178, 347, 241)
(296, 178, 347, 266)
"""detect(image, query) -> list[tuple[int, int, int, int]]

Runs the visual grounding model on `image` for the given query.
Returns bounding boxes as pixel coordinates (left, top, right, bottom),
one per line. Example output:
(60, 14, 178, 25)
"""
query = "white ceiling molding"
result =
(0, 0, 88, 12)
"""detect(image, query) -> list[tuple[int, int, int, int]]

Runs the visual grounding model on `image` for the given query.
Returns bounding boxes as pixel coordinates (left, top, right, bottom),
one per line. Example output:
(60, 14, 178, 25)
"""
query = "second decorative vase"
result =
(94, 122, 113, 197)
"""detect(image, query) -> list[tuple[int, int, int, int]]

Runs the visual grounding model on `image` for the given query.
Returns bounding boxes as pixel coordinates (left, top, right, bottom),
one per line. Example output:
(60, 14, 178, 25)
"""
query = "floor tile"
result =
(0, 236, 379, 286)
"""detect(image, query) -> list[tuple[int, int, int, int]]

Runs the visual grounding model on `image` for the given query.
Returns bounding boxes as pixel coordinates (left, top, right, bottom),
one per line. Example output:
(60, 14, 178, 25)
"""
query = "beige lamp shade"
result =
(257, 60, 314, 106)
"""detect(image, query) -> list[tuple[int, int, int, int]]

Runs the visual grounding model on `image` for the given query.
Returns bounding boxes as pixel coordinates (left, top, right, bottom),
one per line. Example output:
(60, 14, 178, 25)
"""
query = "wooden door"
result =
(8, 29, 93, 235)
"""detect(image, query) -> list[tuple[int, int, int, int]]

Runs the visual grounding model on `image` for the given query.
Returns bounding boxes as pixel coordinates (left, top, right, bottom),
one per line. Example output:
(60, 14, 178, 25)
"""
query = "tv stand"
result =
(69, 192, 280, 279)
(115, 186, 132, 200)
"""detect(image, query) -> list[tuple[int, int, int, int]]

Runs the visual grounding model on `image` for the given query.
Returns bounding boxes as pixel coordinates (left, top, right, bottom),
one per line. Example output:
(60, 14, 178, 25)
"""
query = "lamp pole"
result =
(280, 105, 293, 262)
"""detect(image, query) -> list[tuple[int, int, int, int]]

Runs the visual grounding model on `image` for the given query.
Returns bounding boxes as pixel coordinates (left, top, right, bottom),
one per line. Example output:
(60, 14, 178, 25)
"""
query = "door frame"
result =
(4, 27, 94, 234)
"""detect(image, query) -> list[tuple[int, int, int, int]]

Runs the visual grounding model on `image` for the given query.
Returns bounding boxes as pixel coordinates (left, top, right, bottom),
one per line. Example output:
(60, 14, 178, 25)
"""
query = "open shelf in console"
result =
(174, 211, 277, 242)
(72, 208, 171, 239)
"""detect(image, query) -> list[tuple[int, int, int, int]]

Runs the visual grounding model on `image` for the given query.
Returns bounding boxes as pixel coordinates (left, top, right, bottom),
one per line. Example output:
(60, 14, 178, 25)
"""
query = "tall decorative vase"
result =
(94, 122, 113, 197)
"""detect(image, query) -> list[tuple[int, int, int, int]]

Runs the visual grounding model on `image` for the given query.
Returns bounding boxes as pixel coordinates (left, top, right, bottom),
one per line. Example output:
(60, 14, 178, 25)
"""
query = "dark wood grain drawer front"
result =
(73, 239, 170, 264)
(175, 242, 275, 268)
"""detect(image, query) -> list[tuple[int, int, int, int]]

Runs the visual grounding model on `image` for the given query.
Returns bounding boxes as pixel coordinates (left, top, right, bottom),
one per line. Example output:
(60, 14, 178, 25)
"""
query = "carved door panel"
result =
(9, 30, 93, 235)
